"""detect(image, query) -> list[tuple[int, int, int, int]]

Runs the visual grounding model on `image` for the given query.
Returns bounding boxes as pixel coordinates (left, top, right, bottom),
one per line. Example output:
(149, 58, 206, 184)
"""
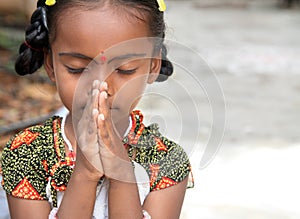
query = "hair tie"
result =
(24, 41, 43, 52)
(157, 0, 166, 12)
(45, 0, 56, 6)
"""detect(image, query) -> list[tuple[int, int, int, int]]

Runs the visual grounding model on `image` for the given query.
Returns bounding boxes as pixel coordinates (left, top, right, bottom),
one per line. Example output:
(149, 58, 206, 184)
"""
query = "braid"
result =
(156, 44, 173, 82)
(15, 6, 49, 75)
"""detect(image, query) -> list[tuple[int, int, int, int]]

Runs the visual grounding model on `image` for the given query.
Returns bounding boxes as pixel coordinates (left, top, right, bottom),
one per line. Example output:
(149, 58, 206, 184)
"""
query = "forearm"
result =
(108, 170, 143, 219)
(57, 158, 100, 218)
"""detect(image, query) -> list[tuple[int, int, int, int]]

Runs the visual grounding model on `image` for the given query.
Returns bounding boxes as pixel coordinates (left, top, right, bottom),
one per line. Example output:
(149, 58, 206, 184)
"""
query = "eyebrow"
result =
(107, 53, 147, 64)
(58, 52, 97, 64)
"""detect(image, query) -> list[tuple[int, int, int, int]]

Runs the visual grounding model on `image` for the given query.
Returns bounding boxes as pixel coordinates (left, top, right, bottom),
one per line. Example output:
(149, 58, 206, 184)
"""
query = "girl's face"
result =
(44, 6, 161, 122)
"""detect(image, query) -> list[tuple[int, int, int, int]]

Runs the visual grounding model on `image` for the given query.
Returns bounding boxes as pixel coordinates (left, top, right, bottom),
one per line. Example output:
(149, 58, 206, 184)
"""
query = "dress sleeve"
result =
(1, 128, 49, 200)
(130, 133, 192, 192)
(148, 136, 192, 191)
(123, 112, 194, 191)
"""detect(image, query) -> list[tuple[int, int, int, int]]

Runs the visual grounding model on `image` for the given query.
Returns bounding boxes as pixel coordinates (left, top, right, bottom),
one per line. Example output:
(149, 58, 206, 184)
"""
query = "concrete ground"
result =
(152, 1, 300, 218)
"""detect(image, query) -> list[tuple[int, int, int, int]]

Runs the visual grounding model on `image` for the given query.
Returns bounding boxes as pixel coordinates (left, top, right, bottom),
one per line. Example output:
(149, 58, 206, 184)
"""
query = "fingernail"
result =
(92, 89, 99, 96)
(93, 80, 100, 87)
(101, 81, 108, 90)
(92, 108, 99, 116)
(99, 113, 105, 121)
(101, 91, 108, 99)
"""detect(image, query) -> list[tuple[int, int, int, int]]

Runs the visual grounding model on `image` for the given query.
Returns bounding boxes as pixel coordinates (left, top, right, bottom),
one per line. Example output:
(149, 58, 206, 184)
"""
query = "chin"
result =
(110, 108, 129, 120)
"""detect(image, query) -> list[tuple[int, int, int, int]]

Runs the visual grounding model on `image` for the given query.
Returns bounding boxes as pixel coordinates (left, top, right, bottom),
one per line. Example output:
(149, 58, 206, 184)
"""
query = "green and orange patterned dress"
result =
(1, 110, 193, 211)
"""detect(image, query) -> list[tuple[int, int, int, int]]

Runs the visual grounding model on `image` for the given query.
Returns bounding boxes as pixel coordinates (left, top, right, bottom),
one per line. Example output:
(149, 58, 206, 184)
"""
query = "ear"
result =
(147, 56, 161, 84)
(44, 49, 56, 82)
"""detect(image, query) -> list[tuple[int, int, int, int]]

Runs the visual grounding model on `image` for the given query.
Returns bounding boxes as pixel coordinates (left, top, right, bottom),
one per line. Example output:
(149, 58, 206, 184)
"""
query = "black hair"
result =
(15, 0, 173, 81)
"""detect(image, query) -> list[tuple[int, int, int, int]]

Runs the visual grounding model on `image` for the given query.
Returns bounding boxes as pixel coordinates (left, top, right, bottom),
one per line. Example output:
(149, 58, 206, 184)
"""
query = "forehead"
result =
(52, 6, 152, 56)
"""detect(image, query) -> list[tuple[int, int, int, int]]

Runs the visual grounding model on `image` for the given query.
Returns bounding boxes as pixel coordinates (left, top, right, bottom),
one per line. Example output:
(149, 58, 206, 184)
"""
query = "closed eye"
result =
(116, 67, 138, 75)
(65, 65, 87, 74)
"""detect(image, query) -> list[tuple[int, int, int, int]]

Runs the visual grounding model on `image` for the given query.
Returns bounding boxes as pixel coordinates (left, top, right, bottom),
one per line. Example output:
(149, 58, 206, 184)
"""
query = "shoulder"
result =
(1, 116, 62, 200)
(2, 116, 61, 160)
(124, 111, 192, 191)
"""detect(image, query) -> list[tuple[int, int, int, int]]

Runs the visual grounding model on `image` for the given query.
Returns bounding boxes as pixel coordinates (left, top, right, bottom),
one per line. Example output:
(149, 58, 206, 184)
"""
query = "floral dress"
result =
(1, 110, 193, 218)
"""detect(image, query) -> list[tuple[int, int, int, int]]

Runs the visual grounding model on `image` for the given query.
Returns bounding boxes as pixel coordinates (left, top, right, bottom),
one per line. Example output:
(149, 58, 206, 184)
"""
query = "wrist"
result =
(73, 163, 102, 182)
(106, 159, 136, 183)
(108, 168, 136, 184)
(75, 146, 104, 181)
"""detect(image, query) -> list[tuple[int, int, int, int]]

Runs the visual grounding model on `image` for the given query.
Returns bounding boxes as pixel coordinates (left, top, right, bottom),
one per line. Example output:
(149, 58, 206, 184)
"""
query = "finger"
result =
(88, 80, 101, 124)
(92, 80, 101, 111)
(93, 79, 101, 90)
(97, 113, 108, 141)
(97, 81, 108, 121)
(88, 79, 99, 108)
(83, 80, 98, 120)
(99, 90, 108, 119)
(79, 80, 100, 148)
(87, 82, 100, 132)
(100, 81, 108, 93)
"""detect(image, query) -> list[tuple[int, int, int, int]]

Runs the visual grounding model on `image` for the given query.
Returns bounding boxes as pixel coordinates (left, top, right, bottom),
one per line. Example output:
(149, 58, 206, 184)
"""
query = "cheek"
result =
(130, 96, 142, 111)
(56, 83, 75, 111)
(114, 75, 148, 109)
(54, 72, 80, 111)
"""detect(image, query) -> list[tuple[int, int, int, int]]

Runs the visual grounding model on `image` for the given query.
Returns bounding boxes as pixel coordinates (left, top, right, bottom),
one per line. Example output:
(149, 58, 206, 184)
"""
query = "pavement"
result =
(154, 1, 300, 219)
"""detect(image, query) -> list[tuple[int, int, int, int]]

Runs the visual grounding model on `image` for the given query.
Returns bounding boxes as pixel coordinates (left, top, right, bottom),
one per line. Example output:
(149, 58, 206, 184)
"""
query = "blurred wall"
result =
(0, 0, 36, 19)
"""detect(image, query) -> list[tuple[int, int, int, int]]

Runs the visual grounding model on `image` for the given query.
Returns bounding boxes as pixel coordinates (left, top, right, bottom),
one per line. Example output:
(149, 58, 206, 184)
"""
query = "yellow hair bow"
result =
(157, 0, 166, 12)
(45, 0, 56, 6)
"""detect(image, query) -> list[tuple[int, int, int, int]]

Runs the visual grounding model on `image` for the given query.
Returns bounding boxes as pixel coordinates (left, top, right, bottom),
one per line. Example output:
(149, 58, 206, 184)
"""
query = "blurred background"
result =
(0, 0, 300, 218)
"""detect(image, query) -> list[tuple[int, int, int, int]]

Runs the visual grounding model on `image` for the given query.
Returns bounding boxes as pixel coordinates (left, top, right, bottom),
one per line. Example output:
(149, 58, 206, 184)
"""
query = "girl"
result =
(1, 0, 193, 218)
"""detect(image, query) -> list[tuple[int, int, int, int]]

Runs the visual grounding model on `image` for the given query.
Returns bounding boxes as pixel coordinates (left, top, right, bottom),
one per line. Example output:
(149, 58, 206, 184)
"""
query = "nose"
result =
(104, 71, 114, 97)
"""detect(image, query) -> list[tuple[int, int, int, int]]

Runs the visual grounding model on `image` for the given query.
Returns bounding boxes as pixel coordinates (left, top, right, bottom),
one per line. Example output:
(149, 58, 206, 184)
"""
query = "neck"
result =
(114, 115, 130, 138)
(64, 113, 77, 152)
